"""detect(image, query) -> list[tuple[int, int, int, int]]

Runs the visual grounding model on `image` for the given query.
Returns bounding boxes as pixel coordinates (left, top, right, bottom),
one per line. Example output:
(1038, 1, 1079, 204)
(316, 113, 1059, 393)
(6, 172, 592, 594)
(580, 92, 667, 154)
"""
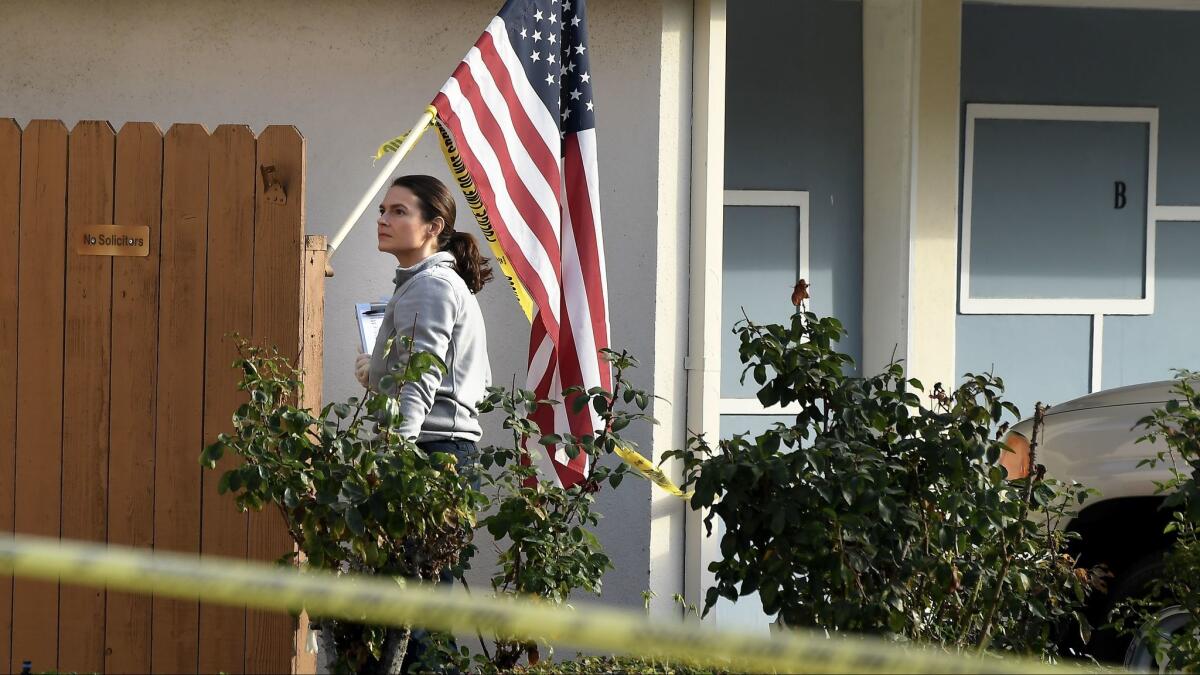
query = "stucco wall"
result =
(0, 0, 677, 612)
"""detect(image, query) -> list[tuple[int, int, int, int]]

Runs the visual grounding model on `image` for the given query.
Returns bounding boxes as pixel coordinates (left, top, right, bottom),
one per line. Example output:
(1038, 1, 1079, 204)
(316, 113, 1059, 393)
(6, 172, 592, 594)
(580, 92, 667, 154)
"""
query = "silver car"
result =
(1002, 381, 1189, 668)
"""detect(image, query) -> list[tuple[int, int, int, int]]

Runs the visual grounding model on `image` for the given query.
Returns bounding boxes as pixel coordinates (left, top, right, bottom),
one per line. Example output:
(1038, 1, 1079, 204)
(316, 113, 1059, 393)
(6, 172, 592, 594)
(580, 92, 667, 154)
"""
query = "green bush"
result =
(418, 349, 654, 671)
(202, 342, 654, 673)
(1111, 371, 1200, 670)
(201, 340, 483, 674)
(664, 309, 1101, 660)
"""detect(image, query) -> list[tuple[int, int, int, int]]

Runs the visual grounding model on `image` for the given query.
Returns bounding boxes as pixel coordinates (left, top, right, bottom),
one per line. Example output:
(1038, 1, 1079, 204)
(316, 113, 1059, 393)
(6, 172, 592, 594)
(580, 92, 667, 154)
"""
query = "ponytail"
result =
(441, 230, 494, 294)
(390, 174, 494, 294)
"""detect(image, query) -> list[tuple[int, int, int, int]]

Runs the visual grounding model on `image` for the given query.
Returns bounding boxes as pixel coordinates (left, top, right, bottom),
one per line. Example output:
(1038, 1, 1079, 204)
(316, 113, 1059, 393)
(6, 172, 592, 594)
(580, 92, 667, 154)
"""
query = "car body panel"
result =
(1010, 380, 1177, 501)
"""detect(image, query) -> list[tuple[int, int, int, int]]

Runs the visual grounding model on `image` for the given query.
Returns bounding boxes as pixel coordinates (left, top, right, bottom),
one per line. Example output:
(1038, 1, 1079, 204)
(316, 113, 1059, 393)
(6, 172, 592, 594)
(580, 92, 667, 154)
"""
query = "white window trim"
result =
(723, 190, 810, 291)
(1156, 205, 1200, 221)
(720, 189, 810, 417)
(718, 398, 803, 416)
(960, 103, 1158, 316)
(1087, 210, 1200, 393)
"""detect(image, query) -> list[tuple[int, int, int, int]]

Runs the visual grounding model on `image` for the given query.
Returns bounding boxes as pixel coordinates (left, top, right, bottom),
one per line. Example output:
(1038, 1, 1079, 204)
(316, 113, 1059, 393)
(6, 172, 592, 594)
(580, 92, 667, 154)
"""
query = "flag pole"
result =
(326, 106, 438, 268)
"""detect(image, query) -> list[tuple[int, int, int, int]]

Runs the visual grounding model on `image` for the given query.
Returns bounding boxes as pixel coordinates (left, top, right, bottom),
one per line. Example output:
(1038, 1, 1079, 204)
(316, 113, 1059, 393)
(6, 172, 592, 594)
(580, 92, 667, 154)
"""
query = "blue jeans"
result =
(417, 438, 479, 485)
(403, 439, 477, 672)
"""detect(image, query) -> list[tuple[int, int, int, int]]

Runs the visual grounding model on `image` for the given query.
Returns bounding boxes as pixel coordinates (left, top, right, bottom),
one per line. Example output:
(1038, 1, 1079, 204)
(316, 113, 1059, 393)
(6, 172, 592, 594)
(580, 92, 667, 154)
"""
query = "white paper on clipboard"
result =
(356, 302, 389, 353)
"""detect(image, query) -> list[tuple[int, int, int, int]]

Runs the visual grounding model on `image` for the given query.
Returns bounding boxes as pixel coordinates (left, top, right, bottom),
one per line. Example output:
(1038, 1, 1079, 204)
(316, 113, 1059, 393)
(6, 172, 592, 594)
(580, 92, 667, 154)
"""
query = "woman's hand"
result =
(354, 352, 371, 389)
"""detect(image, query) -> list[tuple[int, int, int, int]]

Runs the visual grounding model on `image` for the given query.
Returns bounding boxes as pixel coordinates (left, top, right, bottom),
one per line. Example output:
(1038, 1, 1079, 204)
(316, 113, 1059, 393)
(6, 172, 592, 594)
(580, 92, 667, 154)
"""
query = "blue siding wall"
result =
(962, 5, 1200, 207)
(955, 315, 1092, 419)
(725, 0, 863, 373)
(958, 4, 1200, 416)
(1104, 222, 1200, 386)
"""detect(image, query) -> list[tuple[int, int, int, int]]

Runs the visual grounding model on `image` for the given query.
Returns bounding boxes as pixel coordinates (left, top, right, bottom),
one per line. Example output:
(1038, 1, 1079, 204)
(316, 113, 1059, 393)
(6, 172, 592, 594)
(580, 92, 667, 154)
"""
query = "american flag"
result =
(432, 0, 610, 488)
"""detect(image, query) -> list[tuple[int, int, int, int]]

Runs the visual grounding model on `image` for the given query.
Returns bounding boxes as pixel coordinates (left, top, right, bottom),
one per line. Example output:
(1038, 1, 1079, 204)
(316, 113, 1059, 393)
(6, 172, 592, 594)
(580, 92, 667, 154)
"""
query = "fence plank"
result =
(58, 120, 116, 673)
(105, 122, 163, 674)
(293, 235, 327, 675)
(301, 236, 327, 415)
(247, 125, 305, 674)
(199, 124, 256, 675)
(0, 119, 20, 675)
(152, 123, 210, 674)
(12, 119, 68, 673)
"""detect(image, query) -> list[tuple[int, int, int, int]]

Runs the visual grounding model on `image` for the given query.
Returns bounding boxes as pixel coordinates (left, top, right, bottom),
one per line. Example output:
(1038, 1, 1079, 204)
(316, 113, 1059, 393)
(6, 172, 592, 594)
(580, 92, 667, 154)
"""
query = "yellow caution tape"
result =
(433, 119, 535, 322)
(613, 442, 691, 500)
(371, 105, 440, 163)
(0, 535, 1078, 674)
(372, 132, 411, 164)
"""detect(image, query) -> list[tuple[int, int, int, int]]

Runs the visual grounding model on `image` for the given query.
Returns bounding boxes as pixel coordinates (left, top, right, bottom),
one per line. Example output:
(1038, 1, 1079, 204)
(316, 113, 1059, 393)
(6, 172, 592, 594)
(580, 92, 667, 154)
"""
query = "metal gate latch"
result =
(260, 164, 287, 205)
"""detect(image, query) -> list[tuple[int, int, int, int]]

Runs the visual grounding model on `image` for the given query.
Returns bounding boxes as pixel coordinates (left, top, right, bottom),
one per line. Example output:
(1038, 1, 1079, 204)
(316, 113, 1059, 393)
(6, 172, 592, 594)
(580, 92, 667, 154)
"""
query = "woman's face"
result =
(377, 185, 440, 262)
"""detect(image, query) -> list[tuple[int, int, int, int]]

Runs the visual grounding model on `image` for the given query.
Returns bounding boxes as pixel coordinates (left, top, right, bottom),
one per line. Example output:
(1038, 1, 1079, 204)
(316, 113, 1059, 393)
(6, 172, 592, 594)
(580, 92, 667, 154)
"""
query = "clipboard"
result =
(356, 302, 388, 353)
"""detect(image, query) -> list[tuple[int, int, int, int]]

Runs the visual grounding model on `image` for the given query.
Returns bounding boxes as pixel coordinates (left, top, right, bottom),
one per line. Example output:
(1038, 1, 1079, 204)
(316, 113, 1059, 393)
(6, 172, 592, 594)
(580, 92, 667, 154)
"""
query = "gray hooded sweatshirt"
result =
(367, 251, 491, 442)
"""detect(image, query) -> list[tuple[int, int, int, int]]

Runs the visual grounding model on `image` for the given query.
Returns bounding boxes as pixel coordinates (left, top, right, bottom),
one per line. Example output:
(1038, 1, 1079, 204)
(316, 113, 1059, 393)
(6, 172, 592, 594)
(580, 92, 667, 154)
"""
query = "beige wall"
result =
(908, 0, 962, 392)
(0, 0, 689, 613)
(648, 0, 694, 619)
(861, 0, 961, 391)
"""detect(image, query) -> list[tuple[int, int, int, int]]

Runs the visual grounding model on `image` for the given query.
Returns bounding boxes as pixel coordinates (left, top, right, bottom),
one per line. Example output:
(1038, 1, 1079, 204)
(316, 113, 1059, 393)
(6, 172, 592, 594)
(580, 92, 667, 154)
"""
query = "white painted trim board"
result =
(960, 103, 1157, 316)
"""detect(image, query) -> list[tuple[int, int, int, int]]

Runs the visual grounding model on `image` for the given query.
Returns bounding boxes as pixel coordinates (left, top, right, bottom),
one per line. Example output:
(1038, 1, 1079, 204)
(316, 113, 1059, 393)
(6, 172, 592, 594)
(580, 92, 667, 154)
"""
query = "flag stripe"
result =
(483, 18, 560, 159)
(433, 92, 563, 342)
(558, 182, 603, 441)
(436, 79, 562, 312)
(451, 63, 562, 282)
(527, 318, 555, 397)
(555, 174, 601, 448)
(561, 225, 604, 436)
(476, 31, 562, 199)
(433, 0, 607, 488)
(563, 132, 612, 391)
(466, 39, 561, 218)
(577, 130, 610, 331)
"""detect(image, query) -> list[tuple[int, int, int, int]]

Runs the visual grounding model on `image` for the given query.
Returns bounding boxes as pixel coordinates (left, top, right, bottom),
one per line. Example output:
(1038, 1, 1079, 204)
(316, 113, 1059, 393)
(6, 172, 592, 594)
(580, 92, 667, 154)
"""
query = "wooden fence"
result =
(0, 119, 326, 673)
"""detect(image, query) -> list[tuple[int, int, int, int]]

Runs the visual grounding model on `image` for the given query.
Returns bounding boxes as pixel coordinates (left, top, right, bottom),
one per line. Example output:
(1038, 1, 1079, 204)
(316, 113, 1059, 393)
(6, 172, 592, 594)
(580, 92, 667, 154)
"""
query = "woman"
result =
(354, 174, 493, 463)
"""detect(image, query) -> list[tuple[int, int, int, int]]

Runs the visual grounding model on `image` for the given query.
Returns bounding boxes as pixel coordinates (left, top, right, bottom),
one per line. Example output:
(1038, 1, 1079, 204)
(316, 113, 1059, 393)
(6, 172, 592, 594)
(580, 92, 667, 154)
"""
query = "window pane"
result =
(722, 205, 801, 397)
(719, 414, 793, 440)
(710, 413, 793, 634)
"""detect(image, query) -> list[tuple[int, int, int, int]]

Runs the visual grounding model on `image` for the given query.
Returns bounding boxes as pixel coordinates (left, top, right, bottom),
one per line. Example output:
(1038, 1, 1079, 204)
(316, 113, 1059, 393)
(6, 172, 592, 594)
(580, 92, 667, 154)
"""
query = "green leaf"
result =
(572, 395, 589, 414)
(592, 396, 609, 415)
(757, 387, 780, 408)
(345, 507, 365, 536)
(408, 351, 448, 378)
(340, 479, 368, 504)
(1016, 571, 1031, 592)
(200, 441, 225, 469)
(878, 499, 893, 524)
